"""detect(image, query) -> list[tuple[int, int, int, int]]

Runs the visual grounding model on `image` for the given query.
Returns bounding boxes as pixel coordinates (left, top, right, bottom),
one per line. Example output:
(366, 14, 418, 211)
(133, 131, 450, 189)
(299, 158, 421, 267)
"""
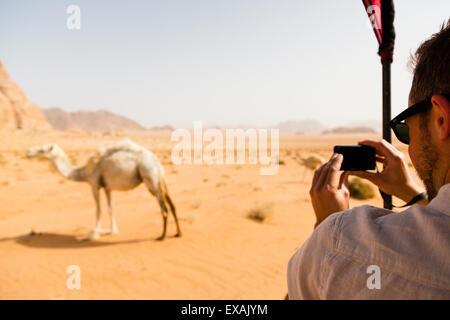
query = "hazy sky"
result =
(1, 1, 449, 128)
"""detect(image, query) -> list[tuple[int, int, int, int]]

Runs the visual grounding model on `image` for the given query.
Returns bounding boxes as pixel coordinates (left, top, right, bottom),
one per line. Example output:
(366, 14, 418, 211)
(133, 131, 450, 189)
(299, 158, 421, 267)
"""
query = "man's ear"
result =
(431, 94, 450, 140)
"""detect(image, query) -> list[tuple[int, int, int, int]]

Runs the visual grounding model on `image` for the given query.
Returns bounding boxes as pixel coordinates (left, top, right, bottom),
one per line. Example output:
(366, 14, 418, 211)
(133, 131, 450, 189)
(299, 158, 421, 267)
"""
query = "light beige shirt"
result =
(287, 183, 450, 299)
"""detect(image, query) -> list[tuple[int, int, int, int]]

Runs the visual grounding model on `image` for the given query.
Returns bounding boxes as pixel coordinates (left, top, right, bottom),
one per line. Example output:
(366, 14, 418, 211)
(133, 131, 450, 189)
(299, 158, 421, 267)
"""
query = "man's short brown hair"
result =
(409, 19, 450, 104)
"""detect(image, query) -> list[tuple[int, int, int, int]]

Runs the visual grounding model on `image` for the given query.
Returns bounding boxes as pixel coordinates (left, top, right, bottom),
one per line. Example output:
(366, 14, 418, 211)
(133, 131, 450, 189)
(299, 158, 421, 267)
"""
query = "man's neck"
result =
(444, 169, 450, 187)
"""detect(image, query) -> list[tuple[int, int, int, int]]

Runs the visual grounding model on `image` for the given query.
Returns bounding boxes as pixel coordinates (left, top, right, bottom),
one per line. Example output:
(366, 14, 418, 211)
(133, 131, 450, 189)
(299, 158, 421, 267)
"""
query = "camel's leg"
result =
(156, 193, 169, 241)
(87, 186, 102, 240)
(104, 188, 118, 234)
(164, 193, 182, 237)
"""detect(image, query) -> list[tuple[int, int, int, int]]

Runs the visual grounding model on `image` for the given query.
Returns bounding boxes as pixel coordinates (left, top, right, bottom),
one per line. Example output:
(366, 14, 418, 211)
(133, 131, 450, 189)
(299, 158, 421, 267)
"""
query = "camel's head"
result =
(26, 144, 61, 159)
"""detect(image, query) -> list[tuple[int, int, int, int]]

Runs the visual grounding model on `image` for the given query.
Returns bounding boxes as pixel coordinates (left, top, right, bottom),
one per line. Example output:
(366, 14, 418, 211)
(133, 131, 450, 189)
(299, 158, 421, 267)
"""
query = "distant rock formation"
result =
(322, 126, 377, 135)
(0, 61, 51, 130)
(276, 119, 325, 134)
(43, 107, 146, 132)
(149, 125, 175, 131)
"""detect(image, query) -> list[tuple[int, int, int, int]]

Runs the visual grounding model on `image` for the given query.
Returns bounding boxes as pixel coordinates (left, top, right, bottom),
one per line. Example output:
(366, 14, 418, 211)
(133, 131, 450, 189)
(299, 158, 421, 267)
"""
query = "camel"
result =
(26, 139, 182, 241)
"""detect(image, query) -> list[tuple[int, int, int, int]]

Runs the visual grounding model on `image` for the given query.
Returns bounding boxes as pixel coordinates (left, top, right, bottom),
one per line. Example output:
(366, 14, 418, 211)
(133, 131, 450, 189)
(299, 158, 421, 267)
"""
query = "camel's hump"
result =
(85, 139, 155, 176)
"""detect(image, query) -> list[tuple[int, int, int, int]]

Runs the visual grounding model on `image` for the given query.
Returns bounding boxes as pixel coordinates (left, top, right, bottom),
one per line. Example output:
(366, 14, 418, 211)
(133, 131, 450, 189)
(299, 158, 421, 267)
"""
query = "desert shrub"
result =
(178, 212, 197, 224)
(348, 177, 375, 200)
(191, 199, 201, 209)
(248, 203, 274, 223)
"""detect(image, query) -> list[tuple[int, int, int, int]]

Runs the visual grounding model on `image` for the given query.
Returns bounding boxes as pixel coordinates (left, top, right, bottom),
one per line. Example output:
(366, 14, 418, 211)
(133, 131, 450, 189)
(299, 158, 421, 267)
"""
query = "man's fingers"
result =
(376, 155, 386, 163)
(312, 153, 337, 191)
(349, 170, 379, 184)
(311, 154, 334, 187)
(358, 139, 397, 158)
(325, 153, 344, 188)
(314, 161, 330, 189)
(311, 167, 320, 187)
(339, 171, 350, 189)
(311, 161, 326, 191)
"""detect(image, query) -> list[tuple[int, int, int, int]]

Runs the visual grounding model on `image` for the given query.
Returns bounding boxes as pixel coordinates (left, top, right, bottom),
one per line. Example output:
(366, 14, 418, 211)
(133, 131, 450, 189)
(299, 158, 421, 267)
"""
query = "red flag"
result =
(363, 0, 383, 44)
(362, 0, 395, 63)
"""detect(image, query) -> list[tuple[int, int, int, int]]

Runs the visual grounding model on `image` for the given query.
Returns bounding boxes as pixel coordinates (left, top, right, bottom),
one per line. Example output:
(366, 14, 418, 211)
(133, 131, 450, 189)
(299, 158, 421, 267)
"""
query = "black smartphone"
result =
(333, 145, 376, 171)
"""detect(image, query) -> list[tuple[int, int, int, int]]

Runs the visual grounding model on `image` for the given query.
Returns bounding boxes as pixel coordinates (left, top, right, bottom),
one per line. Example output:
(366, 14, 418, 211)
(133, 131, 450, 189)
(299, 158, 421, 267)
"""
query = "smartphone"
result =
(333, 145, 376, 171)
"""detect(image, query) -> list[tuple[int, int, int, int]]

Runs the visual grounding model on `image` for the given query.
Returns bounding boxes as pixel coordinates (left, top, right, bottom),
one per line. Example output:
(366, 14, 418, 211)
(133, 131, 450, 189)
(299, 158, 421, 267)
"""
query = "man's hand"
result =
(310, 153, 350, 228)
(350, 139, 427, 205)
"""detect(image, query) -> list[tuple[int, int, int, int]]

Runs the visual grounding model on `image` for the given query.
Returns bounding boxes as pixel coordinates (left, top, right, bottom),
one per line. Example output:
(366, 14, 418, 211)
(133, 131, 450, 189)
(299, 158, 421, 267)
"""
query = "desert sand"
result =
(0, 130, 420, 299)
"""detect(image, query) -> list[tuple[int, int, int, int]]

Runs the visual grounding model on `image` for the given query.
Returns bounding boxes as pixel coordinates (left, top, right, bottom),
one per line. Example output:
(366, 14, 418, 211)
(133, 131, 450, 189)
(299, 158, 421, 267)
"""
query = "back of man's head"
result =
(409, 19, 450, 104)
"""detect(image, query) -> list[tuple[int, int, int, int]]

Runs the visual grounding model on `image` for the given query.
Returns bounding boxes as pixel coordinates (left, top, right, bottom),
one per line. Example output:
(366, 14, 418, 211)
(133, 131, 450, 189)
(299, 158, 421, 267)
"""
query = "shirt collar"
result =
(427, 183, 450, 215)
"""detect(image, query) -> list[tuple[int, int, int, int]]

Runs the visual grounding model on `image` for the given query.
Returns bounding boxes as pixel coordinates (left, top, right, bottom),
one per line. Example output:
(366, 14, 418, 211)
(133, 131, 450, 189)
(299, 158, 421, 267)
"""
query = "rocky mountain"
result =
(43, 107, 146, 132)
(322, 126, 377, 134)
(0, 61, 51, 130)
(276, 119, 325, 134)
(346, 120, 381, 133)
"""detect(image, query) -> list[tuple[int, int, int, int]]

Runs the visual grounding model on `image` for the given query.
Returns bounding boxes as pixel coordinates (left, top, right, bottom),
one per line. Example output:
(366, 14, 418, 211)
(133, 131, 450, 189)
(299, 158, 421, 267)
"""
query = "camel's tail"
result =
(164, 191, 176, 215)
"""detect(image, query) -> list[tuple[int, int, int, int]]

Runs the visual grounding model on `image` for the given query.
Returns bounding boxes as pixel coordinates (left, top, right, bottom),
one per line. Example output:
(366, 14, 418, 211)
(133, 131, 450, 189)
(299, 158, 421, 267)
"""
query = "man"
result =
(287, 21, 450, 299)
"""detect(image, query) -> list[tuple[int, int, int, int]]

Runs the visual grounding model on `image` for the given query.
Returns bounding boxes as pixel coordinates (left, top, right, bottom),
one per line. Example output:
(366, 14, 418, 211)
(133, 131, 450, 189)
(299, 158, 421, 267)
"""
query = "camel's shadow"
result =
(0, 232, 163, 249)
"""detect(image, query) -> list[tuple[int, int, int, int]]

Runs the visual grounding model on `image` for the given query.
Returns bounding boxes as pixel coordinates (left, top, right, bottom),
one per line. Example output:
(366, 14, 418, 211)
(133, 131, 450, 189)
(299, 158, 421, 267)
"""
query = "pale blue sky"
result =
(0, 1, 449, 128)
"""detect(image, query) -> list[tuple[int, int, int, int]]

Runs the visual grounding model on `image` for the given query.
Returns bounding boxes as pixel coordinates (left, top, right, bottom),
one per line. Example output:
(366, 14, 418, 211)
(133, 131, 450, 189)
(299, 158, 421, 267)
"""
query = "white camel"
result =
(26, 139, 182, 241)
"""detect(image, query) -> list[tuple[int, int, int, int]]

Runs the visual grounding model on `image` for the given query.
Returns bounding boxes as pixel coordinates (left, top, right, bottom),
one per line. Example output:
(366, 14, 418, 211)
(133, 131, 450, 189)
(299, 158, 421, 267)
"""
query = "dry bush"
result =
(178, 212, 197, 224)
(216, 182, 226, 187)
(295, 154, 325, 170)
(348, 177, 375, 200)
(0, 153, 6, 166)
(191, 199, 201, 209)
(248, 203, 274, 223)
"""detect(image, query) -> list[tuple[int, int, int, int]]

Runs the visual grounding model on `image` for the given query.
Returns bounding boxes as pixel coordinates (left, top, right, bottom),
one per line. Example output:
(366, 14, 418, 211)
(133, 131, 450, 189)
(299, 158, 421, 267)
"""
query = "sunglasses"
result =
(389, 94, 449, 144)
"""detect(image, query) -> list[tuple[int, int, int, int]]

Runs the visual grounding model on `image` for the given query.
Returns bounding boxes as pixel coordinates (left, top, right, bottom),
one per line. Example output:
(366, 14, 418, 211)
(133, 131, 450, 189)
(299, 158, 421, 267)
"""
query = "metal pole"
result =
(382, 60, 393, 209)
